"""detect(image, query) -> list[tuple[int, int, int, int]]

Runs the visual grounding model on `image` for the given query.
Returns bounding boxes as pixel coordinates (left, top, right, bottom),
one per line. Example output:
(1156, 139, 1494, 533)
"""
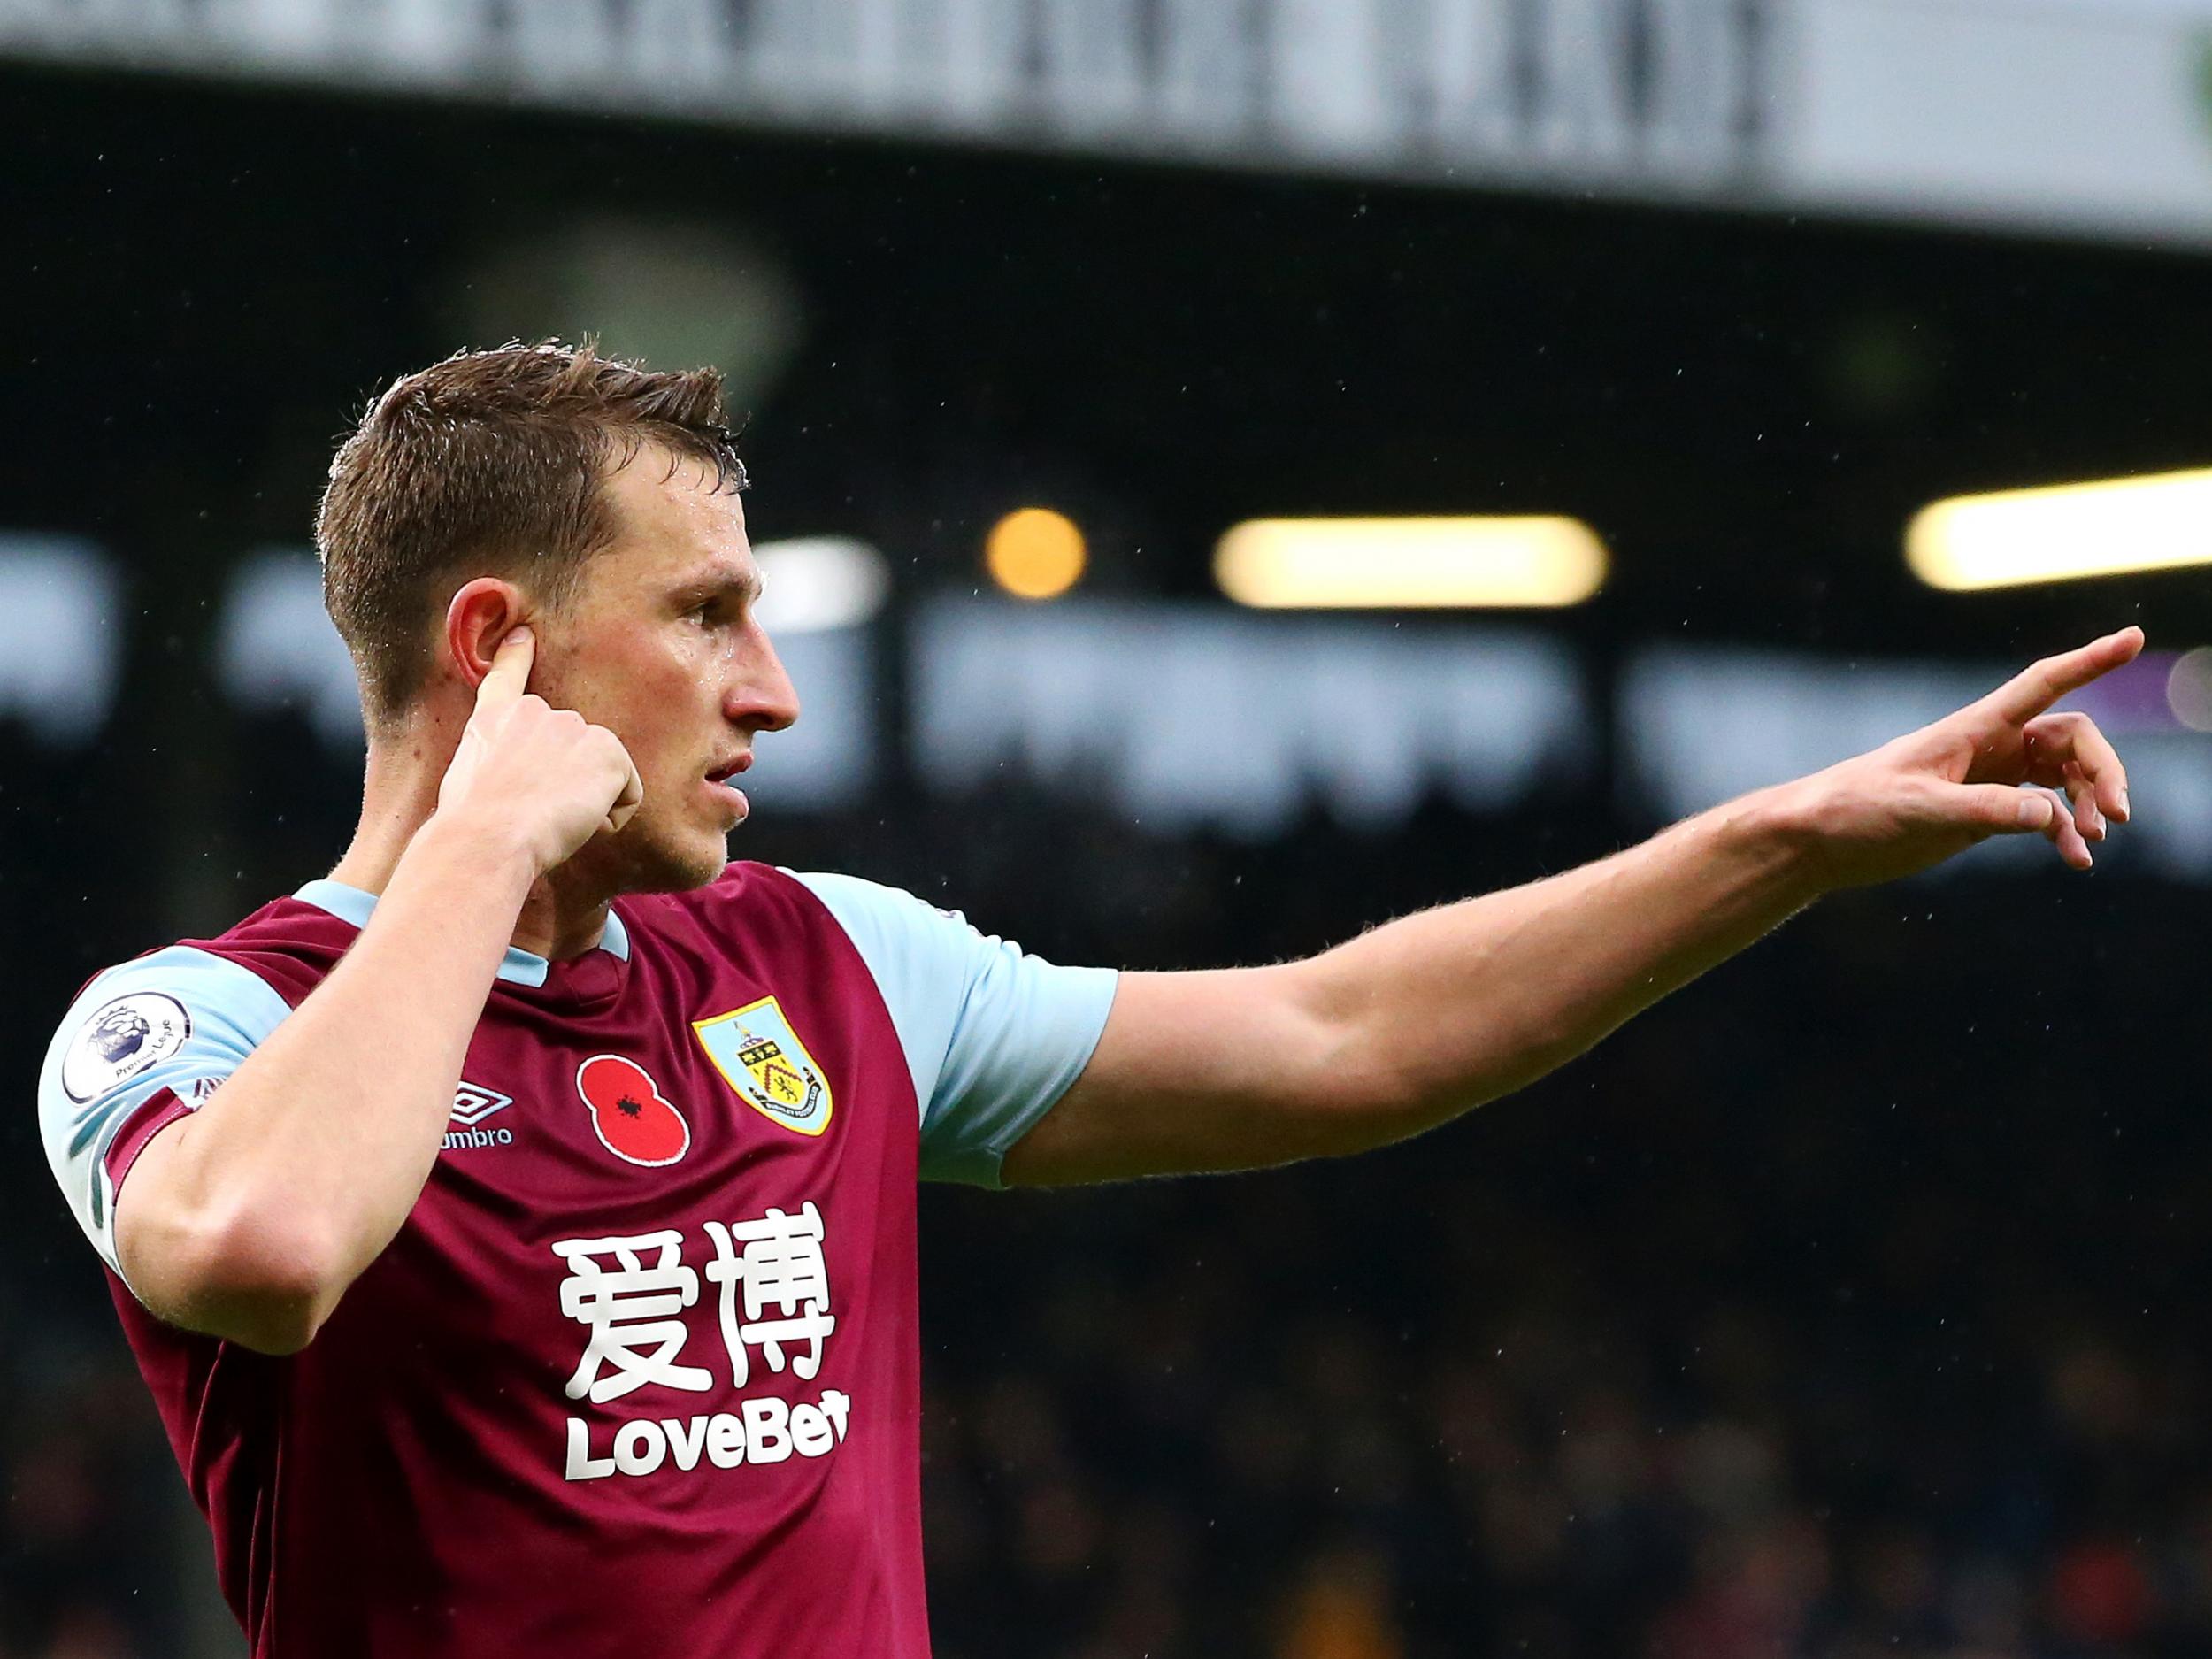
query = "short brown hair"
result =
(317, 341, 746, 726)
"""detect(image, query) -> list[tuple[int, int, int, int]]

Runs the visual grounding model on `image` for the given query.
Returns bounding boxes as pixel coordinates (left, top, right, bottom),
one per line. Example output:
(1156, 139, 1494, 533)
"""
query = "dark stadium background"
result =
(4, 42, 2211, 1659)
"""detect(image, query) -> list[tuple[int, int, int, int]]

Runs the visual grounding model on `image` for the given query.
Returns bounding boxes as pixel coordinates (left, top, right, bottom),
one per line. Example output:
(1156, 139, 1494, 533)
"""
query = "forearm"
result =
(121, 817, 534, 1342)
(1291, 786, 1822, 1143)
(1011, 786, 1828, 1185)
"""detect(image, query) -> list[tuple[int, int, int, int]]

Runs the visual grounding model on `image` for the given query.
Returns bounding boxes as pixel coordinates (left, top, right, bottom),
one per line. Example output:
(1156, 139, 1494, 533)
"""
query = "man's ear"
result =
(444, 580, 533, 693)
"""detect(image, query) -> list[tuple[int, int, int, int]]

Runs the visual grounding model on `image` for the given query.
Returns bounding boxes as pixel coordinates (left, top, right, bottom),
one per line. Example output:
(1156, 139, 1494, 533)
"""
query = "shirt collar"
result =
(293, 878, 633, 989)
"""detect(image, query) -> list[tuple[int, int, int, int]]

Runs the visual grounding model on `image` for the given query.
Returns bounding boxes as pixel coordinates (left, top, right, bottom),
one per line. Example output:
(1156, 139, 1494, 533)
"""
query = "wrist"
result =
(1707, 780, 1836, 904)
(401, 811, 541, 902)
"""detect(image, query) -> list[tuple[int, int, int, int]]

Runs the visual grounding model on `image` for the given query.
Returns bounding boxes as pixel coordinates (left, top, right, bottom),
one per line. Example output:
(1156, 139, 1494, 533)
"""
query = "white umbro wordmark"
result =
(444, 1079, 515, 1150)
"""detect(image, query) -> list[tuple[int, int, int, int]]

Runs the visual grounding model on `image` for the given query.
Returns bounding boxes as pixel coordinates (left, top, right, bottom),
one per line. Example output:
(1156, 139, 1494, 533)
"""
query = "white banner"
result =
(1793, 0, 2212, 239)
(6, 0, 2212, 242)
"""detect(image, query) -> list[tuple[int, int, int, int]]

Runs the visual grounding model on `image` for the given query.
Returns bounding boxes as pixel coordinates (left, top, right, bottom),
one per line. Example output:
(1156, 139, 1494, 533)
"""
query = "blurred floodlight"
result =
(1907, 469, 2212, 590)
(986, 509, 1087, 600)
(752, 537, 888, 634)
(2166, 647, 2212, 732)
(1215, 517, 1608, 608)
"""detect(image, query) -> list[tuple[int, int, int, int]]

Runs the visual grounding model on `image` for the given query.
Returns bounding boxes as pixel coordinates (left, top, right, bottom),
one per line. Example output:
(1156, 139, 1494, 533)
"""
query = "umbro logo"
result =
(451, 1081, 512, 1126)
(443, 1079, 516, 1150)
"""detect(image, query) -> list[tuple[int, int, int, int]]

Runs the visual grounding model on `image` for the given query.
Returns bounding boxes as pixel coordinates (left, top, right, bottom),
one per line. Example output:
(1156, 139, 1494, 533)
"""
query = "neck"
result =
(330, 710, 611, 963)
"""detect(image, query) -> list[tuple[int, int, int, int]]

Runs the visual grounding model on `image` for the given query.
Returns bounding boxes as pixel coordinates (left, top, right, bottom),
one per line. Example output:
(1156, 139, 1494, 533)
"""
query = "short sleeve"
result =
(787, 872, 1118, 1187)
(38, 947, 292, 1276)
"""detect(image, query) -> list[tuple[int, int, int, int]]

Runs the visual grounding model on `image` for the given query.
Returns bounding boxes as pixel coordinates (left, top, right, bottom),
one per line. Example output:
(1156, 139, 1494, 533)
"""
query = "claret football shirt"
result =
(36, 863, 1117, 1658)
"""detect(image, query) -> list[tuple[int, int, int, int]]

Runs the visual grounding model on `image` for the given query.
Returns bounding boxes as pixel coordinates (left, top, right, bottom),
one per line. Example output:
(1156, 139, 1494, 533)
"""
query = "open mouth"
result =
(705, 756, 752, 786)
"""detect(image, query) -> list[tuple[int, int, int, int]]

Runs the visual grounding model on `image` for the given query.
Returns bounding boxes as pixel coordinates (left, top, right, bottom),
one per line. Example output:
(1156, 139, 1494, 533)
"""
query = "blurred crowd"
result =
(4, 764, 2208, 1658)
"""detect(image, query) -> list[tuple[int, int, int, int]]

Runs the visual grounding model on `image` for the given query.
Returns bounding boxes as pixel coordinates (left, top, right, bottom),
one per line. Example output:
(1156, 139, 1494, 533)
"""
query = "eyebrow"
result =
(672, 566, 764, 608)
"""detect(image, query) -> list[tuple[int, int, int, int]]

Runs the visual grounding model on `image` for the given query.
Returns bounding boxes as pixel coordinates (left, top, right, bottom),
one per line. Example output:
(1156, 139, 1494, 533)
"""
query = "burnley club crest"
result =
(691, 997, 832, 1137)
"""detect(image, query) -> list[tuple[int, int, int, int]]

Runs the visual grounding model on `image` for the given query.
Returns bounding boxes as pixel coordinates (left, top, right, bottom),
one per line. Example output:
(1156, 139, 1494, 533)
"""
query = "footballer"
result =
(38, 344, 2139, 1657)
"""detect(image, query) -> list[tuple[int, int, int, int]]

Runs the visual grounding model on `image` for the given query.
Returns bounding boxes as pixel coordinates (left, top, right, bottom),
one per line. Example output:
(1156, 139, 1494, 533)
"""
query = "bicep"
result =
(1000, 964, 1358, 1186)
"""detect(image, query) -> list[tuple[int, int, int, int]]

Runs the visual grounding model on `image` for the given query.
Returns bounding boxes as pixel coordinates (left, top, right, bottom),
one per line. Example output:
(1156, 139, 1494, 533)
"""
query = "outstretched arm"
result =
(1002, 628, 2140, 1187)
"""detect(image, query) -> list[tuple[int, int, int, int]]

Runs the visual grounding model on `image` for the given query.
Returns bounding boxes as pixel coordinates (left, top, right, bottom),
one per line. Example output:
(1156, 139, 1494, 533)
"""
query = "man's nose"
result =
(730, 626, 801, 733)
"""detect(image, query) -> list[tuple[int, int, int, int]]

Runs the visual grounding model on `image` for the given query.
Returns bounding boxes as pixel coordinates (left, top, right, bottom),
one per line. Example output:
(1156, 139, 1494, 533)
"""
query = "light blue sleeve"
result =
(787, 872, 1119, 1187)
(37, 947, 292, 1276)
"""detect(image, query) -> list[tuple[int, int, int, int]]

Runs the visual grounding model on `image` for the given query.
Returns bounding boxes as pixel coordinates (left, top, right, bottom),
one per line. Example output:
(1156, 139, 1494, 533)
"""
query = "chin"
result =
(586, 818, 732, 897)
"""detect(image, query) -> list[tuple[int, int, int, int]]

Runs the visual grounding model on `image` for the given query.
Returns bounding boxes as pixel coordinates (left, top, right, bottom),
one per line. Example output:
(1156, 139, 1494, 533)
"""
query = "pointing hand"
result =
(1770, 627, 2143, 888)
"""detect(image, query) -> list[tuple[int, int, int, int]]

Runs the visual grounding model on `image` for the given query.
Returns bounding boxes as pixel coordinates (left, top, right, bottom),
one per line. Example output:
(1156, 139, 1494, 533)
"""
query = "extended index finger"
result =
(1981, 626, 2144, 725)
(474, 626, 535, 713)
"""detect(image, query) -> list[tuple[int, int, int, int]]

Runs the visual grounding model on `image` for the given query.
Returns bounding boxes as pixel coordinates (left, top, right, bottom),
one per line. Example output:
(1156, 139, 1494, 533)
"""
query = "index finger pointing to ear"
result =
(1983, 626, 2145, 725)
(474, 626, 535, 712)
